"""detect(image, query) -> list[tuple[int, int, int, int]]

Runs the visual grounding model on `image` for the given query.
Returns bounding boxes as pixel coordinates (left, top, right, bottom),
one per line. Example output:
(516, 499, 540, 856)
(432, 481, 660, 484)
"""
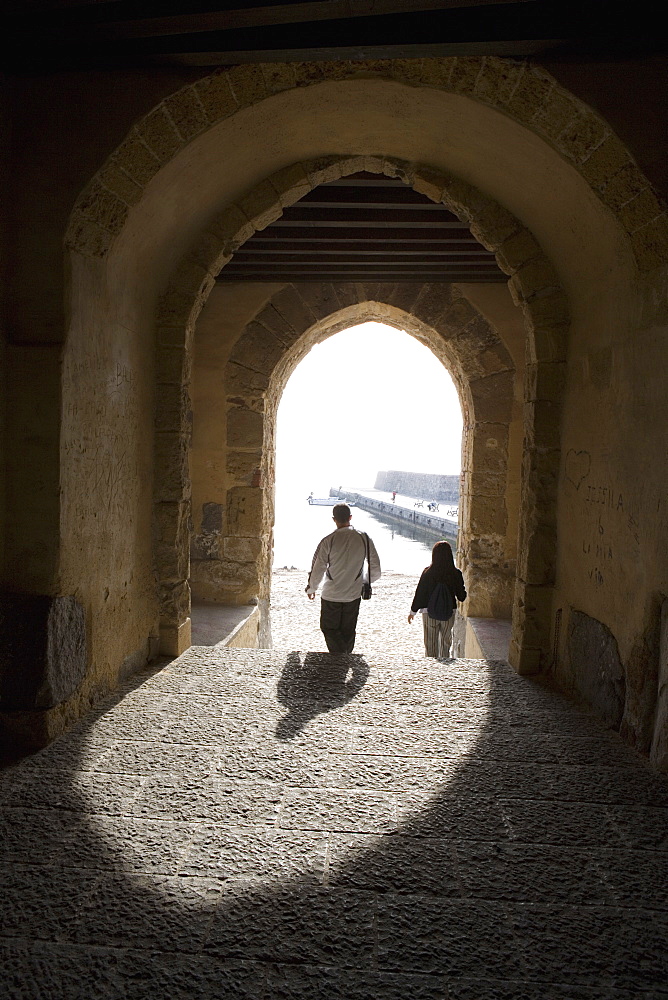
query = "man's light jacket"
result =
(306, 526, 381, 602)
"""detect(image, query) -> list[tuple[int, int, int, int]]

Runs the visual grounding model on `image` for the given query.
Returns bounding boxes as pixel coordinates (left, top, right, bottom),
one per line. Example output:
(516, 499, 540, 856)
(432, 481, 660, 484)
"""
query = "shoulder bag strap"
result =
(363, 532, 370, 578)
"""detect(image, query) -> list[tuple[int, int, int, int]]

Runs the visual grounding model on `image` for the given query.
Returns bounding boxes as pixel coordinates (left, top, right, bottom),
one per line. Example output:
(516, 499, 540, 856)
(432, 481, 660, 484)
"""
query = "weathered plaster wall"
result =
(58, 254, 159, 713)
(553, 269, 668, 759)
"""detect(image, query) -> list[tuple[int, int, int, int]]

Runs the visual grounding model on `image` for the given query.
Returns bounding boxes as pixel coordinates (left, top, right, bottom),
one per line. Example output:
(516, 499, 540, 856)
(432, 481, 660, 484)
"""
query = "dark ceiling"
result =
(4, 0, 664, 284)
(3, 1, 664, 70)
(219, 173, 505, 283)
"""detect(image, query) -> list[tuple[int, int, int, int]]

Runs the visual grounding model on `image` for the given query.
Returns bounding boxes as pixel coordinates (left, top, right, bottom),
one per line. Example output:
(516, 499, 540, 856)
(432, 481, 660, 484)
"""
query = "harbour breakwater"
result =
(332, 488, 458, 542)
(374, 470, 460, 504)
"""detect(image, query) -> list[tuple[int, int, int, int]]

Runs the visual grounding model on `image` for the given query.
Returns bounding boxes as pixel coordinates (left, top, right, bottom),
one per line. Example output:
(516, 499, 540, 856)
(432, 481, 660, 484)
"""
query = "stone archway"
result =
(54, 55, 662, 735)
(66, 58, 667, 272)
(154, 153, 567, 675)
(190, 283, 518, 633)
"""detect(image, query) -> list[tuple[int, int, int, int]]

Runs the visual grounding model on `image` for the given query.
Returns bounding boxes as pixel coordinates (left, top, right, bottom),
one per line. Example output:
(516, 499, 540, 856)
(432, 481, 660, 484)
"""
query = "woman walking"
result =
(408, 540, 467, 659)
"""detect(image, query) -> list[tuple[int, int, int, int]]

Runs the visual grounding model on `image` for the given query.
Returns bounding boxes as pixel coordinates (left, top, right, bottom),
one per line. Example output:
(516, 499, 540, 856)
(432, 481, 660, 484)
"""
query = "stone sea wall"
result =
(334, 489, 458, 544)
(374, 471, 460, 503)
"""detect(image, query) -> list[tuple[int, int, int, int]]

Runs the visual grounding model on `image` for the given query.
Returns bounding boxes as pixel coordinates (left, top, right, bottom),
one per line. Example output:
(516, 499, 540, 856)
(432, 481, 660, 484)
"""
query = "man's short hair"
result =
(333, 503, 351, 523)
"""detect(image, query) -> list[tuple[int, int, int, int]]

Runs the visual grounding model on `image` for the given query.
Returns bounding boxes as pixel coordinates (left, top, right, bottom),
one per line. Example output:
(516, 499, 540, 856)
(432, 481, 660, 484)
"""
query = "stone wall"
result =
(375, 470, 460, 503)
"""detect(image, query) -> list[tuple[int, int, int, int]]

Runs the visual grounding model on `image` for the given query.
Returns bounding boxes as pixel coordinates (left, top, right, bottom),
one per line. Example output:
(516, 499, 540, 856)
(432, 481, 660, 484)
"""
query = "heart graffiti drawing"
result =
(565, 449, 591, 490)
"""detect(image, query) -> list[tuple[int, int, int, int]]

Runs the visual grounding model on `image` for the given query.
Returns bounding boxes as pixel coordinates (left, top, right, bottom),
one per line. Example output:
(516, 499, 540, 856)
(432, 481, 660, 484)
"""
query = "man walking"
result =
(305, 503, 381, 653)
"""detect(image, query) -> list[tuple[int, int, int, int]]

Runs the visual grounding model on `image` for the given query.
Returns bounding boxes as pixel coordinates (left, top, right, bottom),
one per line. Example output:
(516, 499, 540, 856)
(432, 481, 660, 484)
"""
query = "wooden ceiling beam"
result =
(226, 257, 499, 267)
(257, 226, 481, 240)
(249, 237, 483, 248)
(233, 251, 497, 260)
(217, 270, 507, 281)
(274, 211, 472, 227)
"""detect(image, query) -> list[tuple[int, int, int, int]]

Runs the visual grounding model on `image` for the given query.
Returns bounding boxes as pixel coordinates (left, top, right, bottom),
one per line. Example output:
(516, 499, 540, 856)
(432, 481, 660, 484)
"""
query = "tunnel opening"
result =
(269, 319, 464, 657)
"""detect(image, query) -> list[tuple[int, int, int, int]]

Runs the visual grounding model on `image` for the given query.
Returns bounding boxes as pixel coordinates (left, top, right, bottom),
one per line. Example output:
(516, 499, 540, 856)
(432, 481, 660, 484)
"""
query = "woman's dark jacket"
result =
(410, 565, 467, 614)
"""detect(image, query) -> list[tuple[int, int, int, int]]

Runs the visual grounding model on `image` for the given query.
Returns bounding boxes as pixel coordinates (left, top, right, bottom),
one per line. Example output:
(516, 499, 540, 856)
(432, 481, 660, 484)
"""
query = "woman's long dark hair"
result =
(427, 540, 456, 581)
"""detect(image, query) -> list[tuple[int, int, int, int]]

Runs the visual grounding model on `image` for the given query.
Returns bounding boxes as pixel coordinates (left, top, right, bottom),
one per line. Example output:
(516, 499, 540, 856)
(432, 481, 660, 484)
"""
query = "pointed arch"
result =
(205, 284, 518, 624)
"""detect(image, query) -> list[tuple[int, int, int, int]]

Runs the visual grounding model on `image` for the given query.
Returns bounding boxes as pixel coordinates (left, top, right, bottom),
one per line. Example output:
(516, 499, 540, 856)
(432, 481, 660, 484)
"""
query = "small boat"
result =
(306, 494, 356, 506)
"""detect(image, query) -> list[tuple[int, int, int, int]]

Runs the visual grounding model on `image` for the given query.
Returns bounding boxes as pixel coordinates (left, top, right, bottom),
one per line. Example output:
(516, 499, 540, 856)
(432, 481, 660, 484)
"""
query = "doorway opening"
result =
(271, 321, 463, 655)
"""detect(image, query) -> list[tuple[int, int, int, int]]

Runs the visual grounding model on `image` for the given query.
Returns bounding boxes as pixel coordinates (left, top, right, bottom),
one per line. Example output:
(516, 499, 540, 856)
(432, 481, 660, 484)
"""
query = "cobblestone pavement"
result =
(271, 569, 423, 656)
(2, 644, 668, 998)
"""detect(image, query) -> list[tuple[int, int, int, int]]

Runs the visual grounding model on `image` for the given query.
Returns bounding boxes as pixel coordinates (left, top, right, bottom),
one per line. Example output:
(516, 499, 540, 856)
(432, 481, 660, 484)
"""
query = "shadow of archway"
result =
(275, 651, 370, 741)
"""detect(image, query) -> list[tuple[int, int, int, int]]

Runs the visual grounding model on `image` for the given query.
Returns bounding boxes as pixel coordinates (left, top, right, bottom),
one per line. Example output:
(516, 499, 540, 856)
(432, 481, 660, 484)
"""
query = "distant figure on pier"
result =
(408, 540, 467, 659)
(305, 503, 381, 654)
(428, 501, 439, 512)
(391, 491, 397, 502)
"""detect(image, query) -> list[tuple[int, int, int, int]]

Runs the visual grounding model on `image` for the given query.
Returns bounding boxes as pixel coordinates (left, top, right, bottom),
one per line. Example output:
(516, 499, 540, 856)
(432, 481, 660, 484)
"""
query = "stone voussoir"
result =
(209, 204, 256, 253)
(473, 55, 525, 107)
(193, 70, 239, 122)
(97, 159, 144, 208)
(268, 162, 313, 208)
(113, 129, 162, 187)
(237, 179, 285, 232)
(259, 61, 298, 95)
(136, 104, 184, 164)
(227, 63, 270, 108)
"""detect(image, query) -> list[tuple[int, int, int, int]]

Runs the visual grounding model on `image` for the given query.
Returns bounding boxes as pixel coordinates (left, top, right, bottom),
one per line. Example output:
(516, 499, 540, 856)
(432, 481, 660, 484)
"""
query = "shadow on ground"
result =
(275, 652, 370, 740)
(1, 647, 668, 998)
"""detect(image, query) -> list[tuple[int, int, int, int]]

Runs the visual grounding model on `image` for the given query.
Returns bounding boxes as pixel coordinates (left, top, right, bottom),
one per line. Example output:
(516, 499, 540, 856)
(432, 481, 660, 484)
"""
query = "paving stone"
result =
(594, 849, 668, 908)
(501, 798, 625, 847)
(0, 865, 102, 942)
(0, 808, 83, 866)
(396, 791, 508, 839)
(91, 740, 219, 777)
(131, 775, 283, 824)
(71, 873, 222, 951)
(203, 886, 376, 965)
(328, 831, 462, 896)
(138, 692, 222, 717)
(491, 762, 668, 806)
(445, 979, 643, 999)
(56, 816, 195, 873)
(350, 724, 480, 756)
(479, 733, 641, 767)
(266, 963, 447, 999)
(115, 950, 271, 999)
(510, 903, 668, 989)
(79, 713, 171, 744)
(151, 713, 242, 744)
(395, 703, 491, 729)
(5, 736, 112, 773)
(0, 939, 125, 1000)
(455, 842, 615, 904)
(2, 769, 145, 815)
(279, 787, 397, 832)
(607, 804, 668, 850)
(180, 825, 328, 882)
(376, 895, 524, 977)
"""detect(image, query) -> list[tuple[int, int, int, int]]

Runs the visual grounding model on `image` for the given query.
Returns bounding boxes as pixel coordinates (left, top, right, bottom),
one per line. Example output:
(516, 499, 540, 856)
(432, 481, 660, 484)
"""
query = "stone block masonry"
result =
(375, 470, 460, 503)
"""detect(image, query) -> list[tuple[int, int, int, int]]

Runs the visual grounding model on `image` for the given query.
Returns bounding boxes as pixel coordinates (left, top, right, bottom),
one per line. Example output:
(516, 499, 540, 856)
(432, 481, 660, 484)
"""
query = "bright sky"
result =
(275, 322, 463, 499)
